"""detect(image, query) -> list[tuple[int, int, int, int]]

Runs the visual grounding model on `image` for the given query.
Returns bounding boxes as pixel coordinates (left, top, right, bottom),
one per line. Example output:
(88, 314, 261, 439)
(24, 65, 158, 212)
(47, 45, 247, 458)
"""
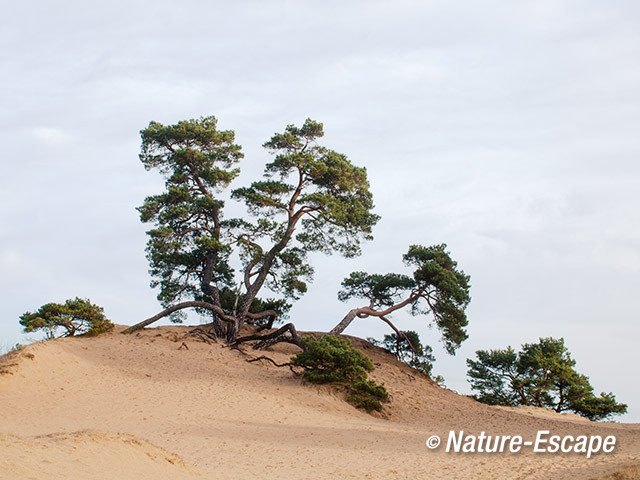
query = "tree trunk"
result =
(236, 216, 300, 324)
(237, 257, 274, 322)
(226, 319, 240, 343)
(200, 250, 226, 338)
(328, 308, 362, 335)
(211, 316, 226, 338)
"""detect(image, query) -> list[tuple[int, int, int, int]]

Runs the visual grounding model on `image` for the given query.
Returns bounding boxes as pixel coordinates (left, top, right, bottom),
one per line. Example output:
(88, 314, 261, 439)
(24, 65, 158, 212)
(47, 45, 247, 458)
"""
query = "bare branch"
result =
(245, 310, 278, 321)
(329, 292, 420, 336)
(121, 301, 236, 334)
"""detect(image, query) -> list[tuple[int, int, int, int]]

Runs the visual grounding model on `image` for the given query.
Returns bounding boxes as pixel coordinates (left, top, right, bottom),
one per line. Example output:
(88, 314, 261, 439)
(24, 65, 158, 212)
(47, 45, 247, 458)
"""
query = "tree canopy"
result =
(20, 298, 112, 338)
(467, 337, 627, 421)
(124, 116, 379, 344)
(330, 244, 471, 357)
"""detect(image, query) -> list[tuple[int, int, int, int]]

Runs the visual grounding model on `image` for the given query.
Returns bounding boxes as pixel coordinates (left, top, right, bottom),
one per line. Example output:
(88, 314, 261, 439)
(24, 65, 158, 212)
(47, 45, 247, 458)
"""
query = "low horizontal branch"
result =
(121, 301, 236, 335)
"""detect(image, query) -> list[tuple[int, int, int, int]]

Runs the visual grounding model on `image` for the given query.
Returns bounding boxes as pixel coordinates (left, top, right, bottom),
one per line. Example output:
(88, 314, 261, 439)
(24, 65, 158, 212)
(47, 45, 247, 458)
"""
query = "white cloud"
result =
(31, 127, 74, 145)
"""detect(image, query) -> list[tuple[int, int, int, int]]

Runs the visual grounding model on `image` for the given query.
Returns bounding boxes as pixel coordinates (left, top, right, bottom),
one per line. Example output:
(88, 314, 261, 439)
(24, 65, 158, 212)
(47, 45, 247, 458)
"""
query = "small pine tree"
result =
(370, 330, 435, 376)
(292, 336, 390, 412)
(19, 298, 113, 339)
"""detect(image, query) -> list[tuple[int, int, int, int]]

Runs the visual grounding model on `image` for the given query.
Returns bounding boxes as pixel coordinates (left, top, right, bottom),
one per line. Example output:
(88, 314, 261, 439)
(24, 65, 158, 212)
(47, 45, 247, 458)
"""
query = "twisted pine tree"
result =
(123, 117, 379, 345)
(330, 244, 471, 355)
(20, 298, 112, 338)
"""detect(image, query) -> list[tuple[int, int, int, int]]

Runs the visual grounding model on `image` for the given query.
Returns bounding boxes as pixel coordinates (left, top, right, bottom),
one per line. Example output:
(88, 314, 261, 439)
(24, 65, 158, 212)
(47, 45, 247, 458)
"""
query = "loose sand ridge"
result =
(0, 325, 638, 479)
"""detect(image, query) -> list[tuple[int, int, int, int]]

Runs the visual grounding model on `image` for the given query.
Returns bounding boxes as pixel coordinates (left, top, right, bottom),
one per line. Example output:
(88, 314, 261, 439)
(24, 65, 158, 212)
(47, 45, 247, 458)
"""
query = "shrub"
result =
(347, 378, 390, 412)
(293, 335, 373, 383)
(19, 298, 113, 338)
(292, 335, 389, 412)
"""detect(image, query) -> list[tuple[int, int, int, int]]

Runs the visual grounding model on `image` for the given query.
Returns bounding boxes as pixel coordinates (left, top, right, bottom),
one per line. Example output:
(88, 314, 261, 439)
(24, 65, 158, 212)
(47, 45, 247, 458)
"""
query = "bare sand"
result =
(0, 325, 638, 479)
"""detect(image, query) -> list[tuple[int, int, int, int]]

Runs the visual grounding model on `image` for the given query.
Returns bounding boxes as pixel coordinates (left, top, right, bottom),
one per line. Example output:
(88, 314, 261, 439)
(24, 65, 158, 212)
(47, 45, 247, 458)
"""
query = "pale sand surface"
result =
(1, 325, 638, 479)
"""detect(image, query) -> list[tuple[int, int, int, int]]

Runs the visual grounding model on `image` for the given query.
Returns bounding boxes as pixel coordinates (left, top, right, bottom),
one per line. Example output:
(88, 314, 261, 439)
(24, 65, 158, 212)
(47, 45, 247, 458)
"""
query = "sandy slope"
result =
(0, 325, 638, 479)
(0, 431, 200, 480)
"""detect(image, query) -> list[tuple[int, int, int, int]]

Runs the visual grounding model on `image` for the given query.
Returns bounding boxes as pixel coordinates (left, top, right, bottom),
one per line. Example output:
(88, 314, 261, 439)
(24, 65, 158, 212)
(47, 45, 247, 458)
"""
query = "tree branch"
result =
(245, 310, 278, 321)
(288, 166, 305, 215)
(329, 293, 419, 336)
(121, 301, 235, 334)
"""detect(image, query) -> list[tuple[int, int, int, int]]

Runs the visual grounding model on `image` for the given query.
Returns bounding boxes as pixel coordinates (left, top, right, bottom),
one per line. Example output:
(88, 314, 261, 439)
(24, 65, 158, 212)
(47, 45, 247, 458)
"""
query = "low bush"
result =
(292, 335, 389, 412)
(292, 336, 373, 383)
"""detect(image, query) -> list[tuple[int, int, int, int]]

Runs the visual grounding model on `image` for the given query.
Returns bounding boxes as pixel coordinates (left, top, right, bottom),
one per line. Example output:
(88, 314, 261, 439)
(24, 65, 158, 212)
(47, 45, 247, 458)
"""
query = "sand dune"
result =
(0, 431, 200, 480)
(1, 325, 638, 479)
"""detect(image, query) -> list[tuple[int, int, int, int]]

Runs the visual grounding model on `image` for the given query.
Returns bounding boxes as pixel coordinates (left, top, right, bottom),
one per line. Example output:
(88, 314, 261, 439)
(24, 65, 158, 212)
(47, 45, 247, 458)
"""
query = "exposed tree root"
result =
(182, 327, 218, 345)
(245, 355, 291, 367)
(232, 323, 302, 350)
(245, 355, 299, 374)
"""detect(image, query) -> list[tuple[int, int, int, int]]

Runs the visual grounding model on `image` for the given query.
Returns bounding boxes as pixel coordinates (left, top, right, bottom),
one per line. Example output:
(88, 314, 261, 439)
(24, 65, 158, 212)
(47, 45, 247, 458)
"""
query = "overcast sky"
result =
(1, 1, 639, 421)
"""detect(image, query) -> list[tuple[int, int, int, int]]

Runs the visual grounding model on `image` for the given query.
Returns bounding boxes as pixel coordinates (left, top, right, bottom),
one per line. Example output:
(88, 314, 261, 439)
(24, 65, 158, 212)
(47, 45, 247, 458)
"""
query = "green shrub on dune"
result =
(292, 336, 389, 412)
